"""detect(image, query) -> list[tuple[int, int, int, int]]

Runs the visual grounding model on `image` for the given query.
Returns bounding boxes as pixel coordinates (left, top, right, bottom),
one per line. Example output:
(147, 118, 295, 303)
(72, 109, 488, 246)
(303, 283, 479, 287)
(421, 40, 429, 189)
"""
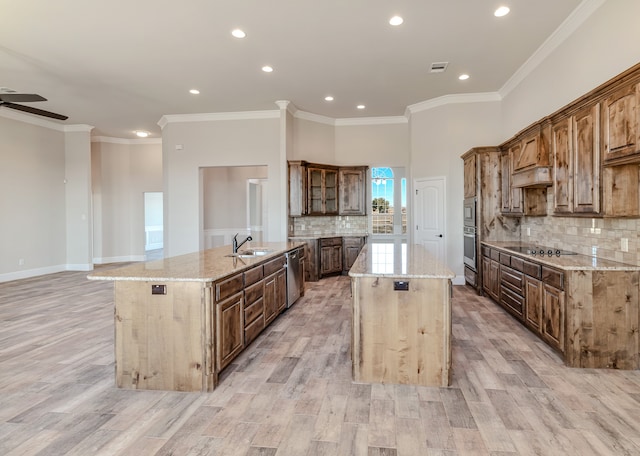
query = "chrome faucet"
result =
(233, 233, 252, 253)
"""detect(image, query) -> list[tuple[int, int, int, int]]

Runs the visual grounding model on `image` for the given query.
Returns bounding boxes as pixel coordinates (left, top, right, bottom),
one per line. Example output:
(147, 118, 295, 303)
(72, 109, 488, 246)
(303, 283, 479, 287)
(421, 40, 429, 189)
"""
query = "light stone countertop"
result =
(87, 242, 305, 282)
(483, 240, 640, 271)
(348, 242, 455, 279)
(288, 233, 369, 240)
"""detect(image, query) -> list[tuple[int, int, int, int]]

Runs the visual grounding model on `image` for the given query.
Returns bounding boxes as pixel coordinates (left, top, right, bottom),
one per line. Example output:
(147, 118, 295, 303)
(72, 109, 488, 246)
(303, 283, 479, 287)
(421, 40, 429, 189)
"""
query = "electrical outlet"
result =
(18, 258, 24, 266)
(526, 227, 531, 236)
(621, 238, 629, 252)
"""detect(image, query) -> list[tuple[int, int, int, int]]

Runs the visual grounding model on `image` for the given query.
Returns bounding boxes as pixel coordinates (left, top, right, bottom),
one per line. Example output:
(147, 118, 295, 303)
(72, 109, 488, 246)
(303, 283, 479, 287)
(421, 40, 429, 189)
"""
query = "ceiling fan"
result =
(0, 93, 68, 120)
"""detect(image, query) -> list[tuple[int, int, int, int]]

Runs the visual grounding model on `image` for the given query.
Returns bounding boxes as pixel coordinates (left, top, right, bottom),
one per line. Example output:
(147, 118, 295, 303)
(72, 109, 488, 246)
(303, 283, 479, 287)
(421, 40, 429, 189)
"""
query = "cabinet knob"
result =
(437, 234, 443, 238)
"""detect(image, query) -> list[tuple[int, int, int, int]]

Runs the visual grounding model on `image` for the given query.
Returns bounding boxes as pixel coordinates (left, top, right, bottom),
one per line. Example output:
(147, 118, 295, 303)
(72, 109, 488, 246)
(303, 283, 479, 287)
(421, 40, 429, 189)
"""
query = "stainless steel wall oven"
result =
(463, 197, 477, 270)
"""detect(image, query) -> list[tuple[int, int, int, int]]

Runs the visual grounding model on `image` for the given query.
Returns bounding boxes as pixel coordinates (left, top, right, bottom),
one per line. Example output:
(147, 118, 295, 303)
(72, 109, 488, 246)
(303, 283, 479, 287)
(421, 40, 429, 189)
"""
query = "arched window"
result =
(371, 167, 407, 236)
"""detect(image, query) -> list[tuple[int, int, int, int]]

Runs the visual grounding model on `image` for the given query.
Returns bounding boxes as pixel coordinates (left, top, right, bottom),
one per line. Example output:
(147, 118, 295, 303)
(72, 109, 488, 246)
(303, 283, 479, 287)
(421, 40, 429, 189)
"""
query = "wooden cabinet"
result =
(243, 270, 264, 346)
(603, 82, 640, 165)
(552, 105, 600, 215)
(542, 284, 565, 352)
(263, 256, 286, 324)
(308, 166, 339, 215)
(288, 161, 367, 216)
(343, 236, 365, 273)
(320, 237, 343, 277)
(339, 167, 368, 215)
(216, 291, 244, 371)
(288, 161, 307, 217)
(481, 250, 500, 302)
(501, 149, 523, 215)
(524, 276, 542, 332)
(463, 155, 476, 198)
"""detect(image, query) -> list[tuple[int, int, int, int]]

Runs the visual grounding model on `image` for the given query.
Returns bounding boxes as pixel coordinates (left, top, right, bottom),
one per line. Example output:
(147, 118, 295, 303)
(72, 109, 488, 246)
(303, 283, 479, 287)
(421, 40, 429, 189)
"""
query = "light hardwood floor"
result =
(2, 269, 640, 455)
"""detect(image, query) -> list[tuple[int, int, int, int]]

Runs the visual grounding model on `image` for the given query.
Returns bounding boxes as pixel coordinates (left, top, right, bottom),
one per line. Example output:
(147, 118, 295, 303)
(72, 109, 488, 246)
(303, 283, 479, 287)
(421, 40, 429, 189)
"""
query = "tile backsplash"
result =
(289, 215, 368, 237)
(520, 191, 640, 266)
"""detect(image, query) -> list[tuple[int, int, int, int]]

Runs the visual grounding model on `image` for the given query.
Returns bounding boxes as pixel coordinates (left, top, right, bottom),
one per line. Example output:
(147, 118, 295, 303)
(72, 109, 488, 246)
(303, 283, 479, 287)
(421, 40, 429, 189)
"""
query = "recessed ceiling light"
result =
(357, 105, 366, 110)
(189, 89, 200, 95)
(135, 131, 149, 138)
(262, 65, 273, 73)
(325, 96, 334, 101)
(459, 74, 470, 80)
(389, 15, 403, 26)
(231, 29, 246, 38)
(494, 6, 510, 17)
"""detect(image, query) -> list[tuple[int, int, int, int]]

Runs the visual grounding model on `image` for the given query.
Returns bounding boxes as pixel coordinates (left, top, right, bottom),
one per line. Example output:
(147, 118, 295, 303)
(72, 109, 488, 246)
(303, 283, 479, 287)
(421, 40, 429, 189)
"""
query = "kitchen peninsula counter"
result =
(349, 242, 455, 387)
(88, 242, 304, 392)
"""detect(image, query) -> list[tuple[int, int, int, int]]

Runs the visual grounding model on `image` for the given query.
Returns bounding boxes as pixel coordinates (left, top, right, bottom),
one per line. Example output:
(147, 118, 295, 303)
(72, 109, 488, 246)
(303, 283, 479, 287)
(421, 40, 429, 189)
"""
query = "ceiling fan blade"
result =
(0, 93, 47, 103)
(2, 102, 68, 120)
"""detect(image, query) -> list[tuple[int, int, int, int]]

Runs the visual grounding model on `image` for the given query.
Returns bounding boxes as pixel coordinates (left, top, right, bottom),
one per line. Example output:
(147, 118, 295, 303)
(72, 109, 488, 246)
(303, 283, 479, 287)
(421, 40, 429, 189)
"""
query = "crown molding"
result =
(335, 116, 408, 126)
(499, 0, 606, 98)
(294, 110, 335, 125)
(0, 108, 67, 131)
(92, 136, 162, 145)
(64, 124, 94, 133)
(406, 92, 502, 116)
(158, 110, 280, 129)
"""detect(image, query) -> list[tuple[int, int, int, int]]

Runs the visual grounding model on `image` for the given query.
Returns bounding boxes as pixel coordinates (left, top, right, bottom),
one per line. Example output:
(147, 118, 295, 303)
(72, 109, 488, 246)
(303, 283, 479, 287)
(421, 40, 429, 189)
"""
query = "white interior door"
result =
(413, 177, 446, 263)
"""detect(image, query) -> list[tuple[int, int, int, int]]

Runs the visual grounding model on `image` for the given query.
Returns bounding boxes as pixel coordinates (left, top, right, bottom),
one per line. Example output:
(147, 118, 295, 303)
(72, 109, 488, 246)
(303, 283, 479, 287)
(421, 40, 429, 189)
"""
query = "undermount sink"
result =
(225, 248, 273, 258)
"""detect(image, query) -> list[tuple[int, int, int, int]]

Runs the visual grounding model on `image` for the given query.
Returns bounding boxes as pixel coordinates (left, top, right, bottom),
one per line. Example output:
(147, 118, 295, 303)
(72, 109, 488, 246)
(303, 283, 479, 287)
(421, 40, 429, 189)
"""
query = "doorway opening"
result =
(144, 192, 163, 260)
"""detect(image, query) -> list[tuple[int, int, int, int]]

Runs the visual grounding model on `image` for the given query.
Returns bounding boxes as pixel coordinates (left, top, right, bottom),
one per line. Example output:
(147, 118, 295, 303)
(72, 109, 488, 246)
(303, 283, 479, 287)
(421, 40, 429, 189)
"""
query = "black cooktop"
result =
(503, 245, 577, 256)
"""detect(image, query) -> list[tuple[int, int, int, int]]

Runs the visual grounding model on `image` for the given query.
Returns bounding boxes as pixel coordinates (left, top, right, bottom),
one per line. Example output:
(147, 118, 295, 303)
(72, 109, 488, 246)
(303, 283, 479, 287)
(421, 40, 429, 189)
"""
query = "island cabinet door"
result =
(216, 291, 244, 370)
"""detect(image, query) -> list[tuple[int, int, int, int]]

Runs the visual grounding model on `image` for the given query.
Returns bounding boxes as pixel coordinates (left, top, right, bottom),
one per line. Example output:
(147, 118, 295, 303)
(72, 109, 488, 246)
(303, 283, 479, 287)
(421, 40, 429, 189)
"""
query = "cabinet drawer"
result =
(244, 266, 264, 287)
(263, 255, 286, 276)
(499, 252, 511, 266)
(244, 313, 265, 345)
(481, 245, 491, 258)
(244, 297, 264, 326)
(500, 265, 524, 293)
(245, 280, 263, 306)
(500, 285, 525, 319)
(464, 265, 477, 287)
(542, 266, 564, 290)
(320, 237, 342, 247)
(523, 260, 542, 279)
(510, 256, 524, 272)
(490, 248, 500, 261)
(215, 273, 243, 303)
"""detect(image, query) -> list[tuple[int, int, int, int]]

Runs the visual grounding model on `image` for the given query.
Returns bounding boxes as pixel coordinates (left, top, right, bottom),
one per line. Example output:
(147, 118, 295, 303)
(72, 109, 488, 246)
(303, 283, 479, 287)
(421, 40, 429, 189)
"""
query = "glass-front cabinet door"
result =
(307, 166, 339, 215)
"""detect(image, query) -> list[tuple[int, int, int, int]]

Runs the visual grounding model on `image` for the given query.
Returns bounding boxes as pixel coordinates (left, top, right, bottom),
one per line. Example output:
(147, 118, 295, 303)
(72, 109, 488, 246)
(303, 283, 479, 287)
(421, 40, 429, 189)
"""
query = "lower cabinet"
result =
(482, 247, 565, 354)
(542, 283, 564, 352)
(216, 291, 244, 370)
(343, 236, 365, 273)
(320, 237, 343, 277)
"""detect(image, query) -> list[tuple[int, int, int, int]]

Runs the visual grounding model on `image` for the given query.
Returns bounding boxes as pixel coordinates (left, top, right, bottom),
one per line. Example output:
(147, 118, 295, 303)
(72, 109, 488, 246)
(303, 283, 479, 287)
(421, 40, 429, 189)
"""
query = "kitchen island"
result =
(349, 242, 455, 387)
(88, 242, 304, 392)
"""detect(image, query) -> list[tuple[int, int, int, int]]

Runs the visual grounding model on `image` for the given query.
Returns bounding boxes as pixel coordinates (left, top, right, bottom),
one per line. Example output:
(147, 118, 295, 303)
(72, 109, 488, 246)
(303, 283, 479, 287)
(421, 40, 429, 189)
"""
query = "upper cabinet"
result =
(552, 104, 600, 215)
(288, 161, 368, 217)
(510, 125, 552, 189)
(603, 82, 640, 165)
(463, 155, 477, 198)
(501, 147, 523, 215)
(308, 165, 339, 215)
(339, 166, 368, 215)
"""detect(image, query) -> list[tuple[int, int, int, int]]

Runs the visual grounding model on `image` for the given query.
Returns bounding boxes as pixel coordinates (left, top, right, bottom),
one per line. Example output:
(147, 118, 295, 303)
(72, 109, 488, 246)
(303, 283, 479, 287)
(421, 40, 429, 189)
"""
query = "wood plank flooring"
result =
(2, 270, 640, 455)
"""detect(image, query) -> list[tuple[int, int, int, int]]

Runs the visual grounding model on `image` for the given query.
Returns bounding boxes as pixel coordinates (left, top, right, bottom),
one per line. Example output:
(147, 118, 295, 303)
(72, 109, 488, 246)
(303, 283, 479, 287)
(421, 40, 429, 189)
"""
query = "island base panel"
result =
(114, 281, 215, 392)
(352, 276, 451, 387)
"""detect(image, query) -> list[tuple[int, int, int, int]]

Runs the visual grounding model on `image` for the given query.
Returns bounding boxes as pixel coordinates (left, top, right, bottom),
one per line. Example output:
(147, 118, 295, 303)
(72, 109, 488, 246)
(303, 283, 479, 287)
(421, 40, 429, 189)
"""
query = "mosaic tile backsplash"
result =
(519, 191, 640, 266)
(289, 216, 368, 236)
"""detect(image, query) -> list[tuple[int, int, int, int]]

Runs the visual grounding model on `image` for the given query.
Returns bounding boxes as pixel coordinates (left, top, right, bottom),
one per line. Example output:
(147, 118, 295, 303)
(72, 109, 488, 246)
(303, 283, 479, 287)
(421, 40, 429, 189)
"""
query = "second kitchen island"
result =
(349, 242, 455, 387)
(88, 242, 304, 392)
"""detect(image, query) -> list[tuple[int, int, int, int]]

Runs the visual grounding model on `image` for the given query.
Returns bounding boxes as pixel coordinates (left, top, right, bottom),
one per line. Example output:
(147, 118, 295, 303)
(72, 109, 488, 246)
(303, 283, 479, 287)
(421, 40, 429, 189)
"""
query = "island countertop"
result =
(348, 242, 455, 279)
(87, 241, 304, 282)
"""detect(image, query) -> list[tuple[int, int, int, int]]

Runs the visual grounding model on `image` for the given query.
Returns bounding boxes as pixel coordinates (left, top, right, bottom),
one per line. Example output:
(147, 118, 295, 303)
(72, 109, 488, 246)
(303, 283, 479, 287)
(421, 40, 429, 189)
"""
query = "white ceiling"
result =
(1, 0, 586, 138)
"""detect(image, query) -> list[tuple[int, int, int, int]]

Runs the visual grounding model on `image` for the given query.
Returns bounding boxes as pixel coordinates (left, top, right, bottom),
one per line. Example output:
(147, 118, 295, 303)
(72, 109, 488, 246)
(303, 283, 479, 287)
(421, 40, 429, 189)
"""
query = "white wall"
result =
(500, 0, 640, 138)
(91, 140, 162, 263)
(161, 115, 282, 257)
(0, 115, 67, 280)
(292, 117, 335, 162)
(335, 121, 409, 167)
(409, 101, 503, 281)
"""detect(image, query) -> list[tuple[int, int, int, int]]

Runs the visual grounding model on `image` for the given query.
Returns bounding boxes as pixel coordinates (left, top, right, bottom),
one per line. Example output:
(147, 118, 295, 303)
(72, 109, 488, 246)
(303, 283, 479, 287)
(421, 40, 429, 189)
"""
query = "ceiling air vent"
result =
(430, 62, 449, 73)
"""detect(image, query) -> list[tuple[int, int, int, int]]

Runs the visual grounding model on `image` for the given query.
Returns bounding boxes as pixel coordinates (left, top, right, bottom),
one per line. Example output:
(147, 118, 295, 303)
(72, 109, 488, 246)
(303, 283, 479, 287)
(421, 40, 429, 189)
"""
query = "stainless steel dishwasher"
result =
(285, 249, 302, 307)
